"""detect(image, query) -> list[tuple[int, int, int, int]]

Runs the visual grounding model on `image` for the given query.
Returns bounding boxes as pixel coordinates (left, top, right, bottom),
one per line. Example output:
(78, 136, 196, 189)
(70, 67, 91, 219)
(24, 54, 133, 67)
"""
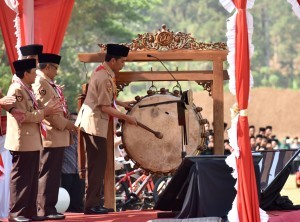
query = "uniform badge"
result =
(106, 81, 112, 92)
(16, 95, 23, 102)
(39, 88, 46, 96)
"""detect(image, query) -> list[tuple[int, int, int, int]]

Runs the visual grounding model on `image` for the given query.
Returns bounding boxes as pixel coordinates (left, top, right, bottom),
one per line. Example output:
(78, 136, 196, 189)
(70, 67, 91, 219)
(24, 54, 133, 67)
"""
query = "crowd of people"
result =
(248, 125, 300, 151)
(0, 43, 136, 222)
(202, 122, 300, 155)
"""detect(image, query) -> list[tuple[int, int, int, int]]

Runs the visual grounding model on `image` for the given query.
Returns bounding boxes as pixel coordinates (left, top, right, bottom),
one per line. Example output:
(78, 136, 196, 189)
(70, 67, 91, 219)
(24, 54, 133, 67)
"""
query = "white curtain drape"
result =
(287, 0, 300, 18)
(0, 136, 12, 219)
(4, 0, 34, 59)
(219, 0, 255, 95)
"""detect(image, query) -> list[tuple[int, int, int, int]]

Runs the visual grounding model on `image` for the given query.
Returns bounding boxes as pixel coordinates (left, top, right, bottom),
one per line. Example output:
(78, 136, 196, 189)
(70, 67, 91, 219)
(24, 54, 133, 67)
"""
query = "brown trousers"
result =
(82, 132, 107, 209)
(37, 147, 65, 216)
(9, 151, 40, 218)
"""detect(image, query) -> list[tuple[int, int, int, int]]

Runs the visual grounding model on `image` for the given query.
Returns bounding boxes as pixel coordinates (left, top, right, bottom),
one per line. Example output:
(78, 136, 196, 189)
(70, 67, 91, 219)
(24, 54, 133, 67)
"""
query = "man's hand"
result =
(124, 115, 137, 125)
(11, 108, 25, 123)
(65, 120, 78, 133)
(44, 97, 63, 116)
(0, 96, 16, 106)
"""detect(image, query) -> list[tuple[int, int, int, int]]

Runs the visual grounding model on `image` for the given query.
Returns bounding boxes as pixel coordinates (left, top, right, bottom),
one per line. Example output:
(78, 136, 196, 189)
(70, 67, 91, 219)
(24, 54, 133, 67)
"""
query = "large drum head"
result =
(121, 93, 205, 174)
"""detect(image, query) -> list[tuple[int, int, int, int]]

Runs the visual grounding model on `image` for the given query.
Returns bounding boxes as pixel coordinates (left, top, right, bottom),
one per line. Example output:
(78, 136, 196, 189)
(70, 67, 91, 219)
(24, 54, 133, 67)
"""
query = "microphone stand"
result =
(147, 54, 188, 160)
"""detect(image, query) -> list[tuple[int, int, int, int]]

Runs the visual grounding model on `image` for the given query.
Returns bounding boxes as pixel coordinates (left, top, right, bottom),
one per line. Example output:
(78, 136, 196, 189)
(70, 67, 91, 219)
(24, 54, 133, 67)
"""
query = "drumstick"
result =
(137, 121, 163, 139)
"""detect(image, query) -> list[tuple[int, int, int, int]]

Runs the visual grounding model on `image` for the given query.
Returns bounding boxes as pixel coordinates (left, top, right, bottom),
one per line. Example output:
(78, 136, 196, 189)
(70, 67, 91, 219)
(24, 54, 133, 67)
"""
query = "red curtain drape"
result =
(0, 1, 19, 72)
(234, 0, 260, 221)
(34, 0, 74, 54)
(0, 0, 74, 71)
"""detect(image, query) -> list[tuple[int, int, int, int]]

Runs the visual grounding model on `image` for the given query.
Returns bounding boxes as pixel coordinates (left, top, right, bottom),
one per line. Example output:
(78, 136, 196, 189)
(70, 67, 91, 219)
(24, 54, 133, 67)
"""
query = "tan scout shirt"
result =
(5, 82, 44, 151)
(75, 62, 115, 138)
(32, 70, 71, 148)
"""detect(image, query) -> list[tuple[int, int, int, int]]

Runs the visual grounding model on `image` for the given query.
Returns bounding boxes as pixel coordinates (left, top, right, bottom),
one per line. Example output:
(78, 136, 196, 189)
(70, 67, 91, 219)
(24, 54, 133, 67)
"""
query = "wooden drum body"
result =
(119, 93, 207, 175)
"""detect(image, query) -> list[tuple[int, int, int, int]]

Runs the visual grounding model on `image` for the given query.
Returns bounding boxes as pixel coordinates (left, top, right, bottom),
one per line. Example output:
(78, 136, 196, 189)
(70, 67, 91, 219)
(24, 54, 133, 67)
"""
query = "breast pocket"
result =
(26, 100, 34, 112)
(20, 123, 38, 136)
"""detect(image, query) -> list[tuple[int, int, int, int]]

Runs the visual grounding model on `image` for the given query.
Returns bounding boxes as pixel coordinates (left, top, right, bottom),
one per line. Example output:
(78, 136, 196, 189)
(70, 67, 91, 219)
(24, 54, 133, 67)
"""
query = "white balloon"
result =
(55, 187, 70, 213)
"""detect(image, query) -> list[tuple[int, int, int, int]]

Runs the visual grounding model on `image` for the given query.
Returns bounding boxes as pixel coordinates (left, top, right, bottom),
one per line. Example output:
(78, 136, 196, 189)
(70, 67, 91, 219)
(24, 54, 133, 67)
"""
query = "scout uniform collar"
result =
(103, 62, 115, 78)
(20, 78, 32, 89)
(36, 69, 68, 117)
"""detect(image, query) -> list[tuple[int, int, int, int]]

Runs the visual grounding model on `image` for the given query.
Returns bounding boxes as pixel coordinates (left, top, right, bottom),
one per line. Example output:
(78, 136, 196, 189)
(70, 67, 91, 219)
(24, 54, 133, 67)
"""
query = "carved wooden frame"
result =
(77, 25, 229, 209)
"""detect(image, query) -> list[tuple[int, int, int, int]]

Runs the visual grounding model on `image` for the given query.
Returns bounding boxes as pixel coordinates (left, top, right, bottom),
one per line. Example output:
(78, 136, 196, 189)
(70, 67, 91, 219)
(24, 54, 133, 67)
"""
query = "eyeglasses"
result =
(49, 64, 58, 70)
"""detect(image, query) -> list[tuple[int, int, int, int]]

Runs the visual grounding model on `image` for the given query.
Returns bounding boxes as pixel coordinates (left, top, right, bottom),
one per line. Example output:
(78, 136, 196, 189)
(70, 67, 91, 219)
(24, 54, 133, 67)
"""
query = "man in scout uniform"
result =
(5, 59, 61, 222)
(11, 44, 44, 84)
(32, 53, 77, 220)
(3, 44, 42, 122)
(75, 44, 137, 214)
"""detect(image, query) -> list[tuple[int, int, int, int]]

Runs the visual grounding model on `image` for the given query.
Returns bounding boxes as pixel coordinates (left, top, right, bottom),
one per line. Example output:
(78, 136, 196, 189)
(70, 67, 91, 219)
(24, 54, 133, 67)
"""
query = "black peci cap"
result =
(107, 44, 129, 57)
(13, 59, 36, 72)
(38, 53, 61, 65)
(20, 44, 43, 56)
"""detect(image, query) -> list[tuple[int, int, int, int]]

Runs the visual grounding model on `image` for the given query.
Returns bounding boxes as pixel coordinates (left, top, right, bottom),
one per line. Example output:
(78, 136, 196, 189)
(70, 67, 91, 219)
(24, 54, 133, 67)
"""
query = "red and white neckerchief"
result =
(36, 73, 68, 117)
(14, 77, 47, 137)
(48, 80, 68, 118)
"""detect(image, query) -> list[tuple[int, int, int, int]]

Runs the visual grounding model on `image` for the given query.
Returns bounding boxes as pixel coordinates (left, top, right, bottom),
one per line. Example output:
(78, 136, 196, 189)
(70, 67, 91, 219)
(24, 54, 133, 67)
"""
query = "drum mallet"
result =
(136, 121, 163, 139)
(119, 119, 163, 139)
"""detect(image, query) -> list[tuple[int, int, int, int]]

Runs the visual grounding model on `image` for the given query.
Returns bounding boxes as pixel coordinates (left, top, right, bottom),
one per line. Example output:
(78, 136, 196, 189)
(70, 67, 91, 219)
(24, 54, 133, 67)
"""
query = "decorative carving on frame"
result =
(196, 81, 212, 96)
(98, 24, 227, 52)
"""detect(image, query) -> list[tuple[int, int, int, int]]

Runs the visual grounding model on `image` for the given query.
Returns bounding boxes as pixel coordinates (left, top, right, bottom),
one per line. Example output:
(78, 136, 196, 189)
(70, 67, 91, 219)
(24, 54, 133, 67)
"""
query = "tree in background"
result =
(0, 36, 11, 92)
(52, 0, 160, 112)
(252, 1, 300, 88)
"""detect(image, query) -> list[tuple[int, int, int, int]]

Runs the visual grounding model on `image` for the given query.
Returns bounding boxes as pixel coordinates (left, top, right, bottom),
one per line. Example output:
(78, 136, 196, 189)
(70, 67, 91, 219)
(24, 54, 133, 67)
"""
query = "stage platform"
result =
(1, 210, 300, 222)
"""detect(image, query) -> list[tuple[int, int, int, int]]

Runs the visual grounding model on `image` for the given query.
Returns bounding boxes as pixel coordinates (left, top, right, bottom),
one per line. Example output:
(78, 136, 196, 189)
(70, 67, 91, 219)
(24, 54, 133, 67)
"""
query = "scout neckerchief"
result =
(14, 77, 47, 137)
(48, 81, 68, 118)
(37, 73, 68, 118)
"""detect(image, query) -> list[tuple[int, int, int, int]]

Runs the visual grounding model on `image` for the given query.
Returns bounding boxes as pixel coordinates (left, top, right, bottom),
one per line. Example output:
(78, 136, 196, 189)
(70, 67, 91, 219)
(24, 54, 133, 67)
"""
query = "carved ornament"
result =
(98, 24, 227, 51)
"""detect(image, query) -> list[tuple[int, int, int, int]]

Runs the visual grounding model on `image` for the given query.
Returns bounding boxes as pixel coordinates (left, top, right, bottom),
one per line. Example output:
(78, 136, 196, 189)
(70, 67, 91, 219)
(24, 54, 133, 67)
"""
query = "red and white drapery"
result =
(219, 0, 267, 221)
(0, 0, 74, 179)
(220, 0, 300, 221)
(0, 0, 74, 217)
(0, 0, 74, 72)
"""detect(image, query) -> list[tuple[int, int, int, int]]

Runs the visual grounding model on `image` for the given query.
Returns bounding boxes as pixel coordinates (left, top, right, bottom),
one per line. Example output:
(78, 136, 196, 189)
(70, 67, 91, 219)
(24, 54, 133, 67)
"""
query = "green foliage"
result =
(59, 0, 161, 111)
(0, 32, 13, 94)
